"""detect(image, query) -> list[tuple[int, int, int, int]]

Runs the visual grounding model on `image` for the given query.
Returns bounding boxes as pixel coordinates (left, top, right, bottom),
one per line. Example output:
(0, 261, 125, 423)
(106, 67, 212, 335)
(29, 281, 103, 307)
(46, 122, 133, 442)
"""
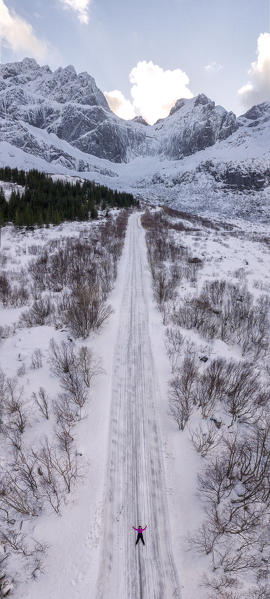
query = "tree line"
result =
(0, 167, 138, 226)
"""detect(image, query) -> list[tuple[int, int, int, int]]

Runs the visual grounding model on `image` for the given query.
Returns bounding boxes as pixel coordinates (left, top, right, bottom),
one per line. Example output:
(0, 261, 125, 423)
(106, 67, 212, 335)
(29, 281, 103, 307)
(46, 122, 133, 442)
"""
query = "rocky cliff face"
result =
(0, 58, 146, 162)
(155, 94, 238, 159)
(0, 58, 240, 164)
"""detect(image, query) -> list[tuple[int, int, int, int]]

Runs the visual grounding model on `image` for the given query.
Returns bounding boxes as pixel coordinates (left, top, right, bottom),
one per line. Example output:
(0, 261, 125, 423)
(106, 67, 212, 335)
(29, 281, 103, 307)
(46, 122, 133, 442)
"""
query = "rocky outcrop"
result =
(0, 58, 146, 163)
(155, 94, 238, 159)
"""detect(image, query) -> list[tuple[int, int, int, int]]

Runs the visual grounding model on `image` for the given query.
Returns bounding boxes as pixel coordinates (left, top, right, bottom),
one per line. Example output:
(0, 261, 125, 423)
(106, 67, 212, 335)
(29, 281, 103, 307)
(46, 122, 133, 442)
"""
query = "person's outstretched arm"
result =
(133, 527, 138, 531)
(142, 525, 147, 531)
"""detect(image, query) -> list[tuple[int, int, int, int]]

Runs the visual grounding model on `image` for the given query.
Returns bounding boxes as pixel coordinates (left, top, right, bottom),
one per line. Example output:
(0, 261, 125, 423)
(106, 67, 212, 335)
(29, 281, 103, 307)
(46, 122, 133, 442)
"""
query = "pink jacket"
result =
(133, 526, 147, 533)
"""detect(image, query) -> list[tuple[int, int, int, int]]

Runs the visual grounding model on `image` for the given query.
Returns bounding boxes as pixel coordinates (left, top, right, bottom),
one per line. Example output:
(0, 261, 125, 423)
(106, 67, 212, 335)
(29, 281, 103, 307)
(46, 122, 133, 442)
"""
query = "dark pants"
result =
(136, 533, 145, 545)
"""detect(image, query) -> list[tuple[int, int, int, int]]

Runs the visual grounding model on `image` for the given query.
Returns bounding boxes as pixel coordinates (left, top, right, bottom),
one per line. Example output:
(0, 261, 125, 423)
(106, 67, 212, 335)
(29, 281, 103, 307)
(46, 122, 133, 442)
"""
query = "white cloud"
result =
(59, 0, 91, 24)
(238, 33, 270, 107)
(0, 0, 48, 60)
(104, 90, 136, 120)
(105, 60, 193, 125)
(130, 61, 193, 124)
(204, 61, 223, 73)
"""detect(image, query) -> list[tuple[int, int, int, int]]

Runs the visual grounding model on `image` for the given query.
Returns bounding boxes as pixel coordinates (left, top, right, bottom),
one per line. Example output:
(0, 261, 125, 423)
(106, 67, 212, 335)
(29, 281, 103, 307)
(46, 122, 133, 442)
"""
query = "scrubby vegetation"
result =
(143, 207, 270, 599)
(0, 211, 128, 338)
(0, 167, 138, 226)
(0, 209, 129, 595)
(0, 341, 99, 594)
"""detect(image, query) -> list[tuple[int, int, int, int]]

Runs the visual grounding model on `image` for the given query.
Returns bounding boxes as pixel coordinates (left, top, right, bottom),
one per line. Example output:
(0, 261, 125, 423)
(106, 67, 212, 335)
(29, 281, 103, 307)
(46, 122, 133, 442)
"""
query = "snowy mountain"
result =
(0, 58, 269, 220)
(0, 58, 238, 163)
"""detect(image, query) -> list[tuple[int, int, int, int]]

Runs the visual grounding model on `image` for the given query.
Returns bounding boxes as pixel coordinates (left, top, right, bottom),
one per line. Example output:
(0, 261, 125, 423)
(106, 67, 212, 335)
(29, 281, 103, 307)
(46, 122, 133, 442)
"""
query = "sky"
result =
(0, 0, 269, 124)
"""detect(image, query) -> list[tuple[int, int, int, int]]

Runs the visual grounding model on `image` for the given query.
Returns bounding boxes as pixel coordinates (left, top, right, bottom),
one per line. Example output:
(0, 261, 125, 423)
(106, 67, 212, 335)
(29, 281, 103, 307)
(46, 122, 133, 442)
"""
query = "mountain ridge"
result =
(0, 58, 269, 221)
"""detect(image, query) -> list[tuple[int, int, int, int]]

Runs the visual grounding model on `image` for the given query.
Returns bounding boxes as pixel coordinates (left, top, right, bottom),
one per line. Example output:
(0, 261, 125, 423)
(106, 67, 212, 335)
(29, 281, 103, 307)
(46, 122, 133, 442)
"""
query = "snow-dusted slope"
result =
(0, 58, 239, 164)
(0, 58, 146, 163)
(0, 58, 269, 220)
(154, 94, 237, 159)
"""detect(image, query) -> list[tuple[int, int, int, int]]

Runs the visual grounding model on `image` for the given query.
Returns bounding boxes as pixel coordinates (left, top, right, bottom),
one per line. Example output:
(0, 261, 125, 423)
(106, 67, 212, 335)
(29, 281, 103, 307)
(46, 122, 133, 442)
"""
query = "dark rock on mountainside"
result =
(0, 58, 145, 163)
(156, 94, 238, 159)
(198, 160, 270, 191)
(0, 58, 241, 164)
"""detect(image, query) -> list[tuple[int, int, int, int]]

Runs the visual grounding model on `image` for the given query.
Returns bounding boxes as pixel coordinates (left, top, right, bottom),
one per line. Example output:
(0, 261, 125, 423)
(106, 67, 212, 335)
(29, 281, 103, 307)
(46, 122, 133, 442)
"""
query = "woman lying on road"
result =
(133, 525, 147, 545)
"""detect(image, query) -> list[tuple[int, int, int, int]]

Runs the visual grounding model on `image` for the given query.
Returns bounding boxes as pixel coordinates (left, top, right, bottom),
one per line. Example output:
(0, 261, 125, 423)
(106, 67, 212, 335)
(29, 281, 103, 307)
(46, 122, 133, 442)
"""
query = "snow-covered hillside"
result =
(0, 58, 269, 220)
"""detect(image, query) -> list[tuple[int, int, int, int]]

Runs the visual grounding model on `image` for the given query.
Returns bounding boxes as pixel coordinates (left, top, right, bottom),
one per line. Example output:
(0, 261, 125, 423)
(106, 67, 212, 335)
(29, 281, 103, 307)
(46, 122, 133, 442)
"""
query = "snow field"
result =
(142, 208, 270, 598)
(0, 213, 128, 598)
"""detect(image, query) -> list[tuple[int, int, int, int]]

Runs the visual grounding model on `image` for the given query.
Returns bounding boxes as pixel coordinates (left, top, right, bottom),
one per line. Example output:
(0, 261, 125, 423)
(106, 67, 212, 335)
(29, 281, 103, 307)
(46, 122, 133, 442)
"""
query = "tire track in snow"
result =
(96, 213, 181, 599)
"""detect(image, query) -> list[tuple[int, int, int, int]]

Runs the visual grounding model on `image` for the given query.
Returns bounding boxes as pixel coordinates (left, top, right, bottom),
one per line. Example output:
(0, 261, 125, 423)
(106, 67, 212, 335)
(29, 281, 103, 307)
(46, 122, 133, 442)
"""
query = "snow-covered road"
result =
(97, 213, 181, 599)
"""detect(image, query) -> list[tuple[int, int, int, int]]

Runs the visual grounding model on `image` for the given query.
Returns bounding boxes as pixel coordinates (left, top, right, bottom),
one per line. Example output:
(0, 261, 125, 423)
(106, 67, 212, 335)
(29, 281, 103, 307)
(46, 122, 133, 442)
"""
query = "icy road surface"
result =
(97, 213, 181, 599)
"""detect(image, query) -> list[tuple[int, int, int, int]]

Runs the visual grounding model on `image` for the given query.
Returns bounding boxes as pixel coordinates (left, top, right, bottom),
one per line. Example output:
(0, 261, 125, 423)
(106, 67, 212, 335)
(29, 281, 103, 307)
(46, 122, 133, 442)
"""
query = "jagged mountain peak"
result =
(169, 94, 216, 118)
(154, 93, 238, 159)
(0, 58, 109, 109)
(241, 101, 270, 120)
(194, 92, 214, 106)
(0, 57, 268, 173)
(238, 101, 270, 131)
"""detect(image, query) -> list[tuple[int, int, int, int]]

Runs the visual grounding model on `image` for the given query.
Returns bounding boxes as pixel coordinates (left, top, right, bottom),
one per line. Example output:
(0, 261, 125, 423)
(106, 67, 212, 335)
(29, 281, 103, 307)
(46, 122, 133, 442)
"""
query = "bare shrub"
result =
(3, 379, 27, 434)
(0, 325, 12, 339)
(0, 273, 11, 306)
(50, 339, 101, 414)
(53, 393, 81, 427)
(189, 422, 219, 457)
(49, 340, 87, 410)
(201, 573, 239, 593)
(49, 338, 76, 379)
(194, 358, 261, 423)
(17, 363, 26, 377)
(56, 424, 74, 455)
(28, 254, 48, 291)
(165, 327, 184, 372)
(195, 420, 270, 574)
(194, 359, 226, 418)
(9, 284, 29, 307)
(212, 542, 259, 573)
(153, 267, 176, 306)
(20, 296, 52, 327)
(223, 362, 259, 425)
(31, 349, 43, 369)
(169, 355, 197, 430)
(189, 521, 218, 555)
(3, 427, 22, 453)
(247, 584, 270, 599)
(0, 470, 39, 517)
(0, 575, 14, 597)
(172, 280, 269, 359)
(198, 455, 234, 507)
(78, 346, 102, 387)
(27, 244, 41, 256)
(63, 286, 112, 338)
(32, 440, 79, 511)
(33, 388, 49, 420)
(46, 248, 69, 292)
